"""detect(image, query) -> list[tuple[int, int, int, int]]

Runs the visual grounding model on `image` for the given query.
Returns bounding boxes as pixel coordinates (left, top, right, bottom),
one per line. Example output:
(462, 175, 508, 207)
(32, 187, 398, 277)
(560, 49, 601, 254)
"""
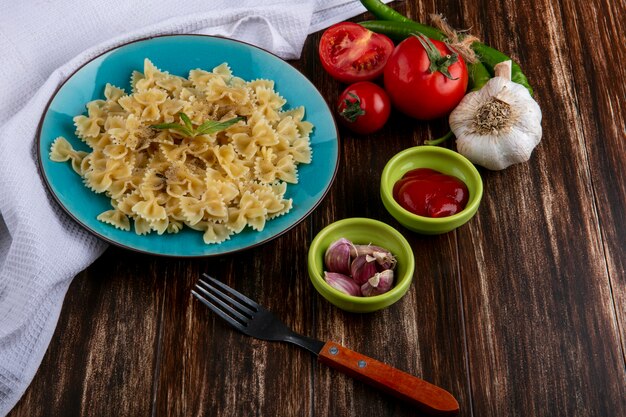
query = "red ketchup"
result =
(392, 168, 469, 218)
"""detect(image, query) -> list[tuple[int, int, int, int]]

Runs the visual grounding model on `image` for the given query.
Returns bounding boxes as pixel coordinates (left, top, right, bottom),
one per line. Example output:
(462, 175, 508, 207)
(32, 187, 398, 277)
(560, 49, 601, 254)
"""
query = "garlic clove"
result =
(350, 255, 378, 285)
(350, 244, 397, 270)
(324, 272, 361, 297)
(360, 269, 394, 297)
(324, 238, 354, 275)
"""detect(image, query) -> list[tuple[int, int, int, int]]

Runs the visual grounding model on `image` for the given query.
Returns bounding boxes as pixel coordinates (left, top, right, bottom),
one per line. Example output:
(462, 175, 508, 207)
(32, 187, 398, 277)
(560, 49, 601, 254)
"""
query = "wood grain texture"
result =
(454, 0, 626, 416)
(8, 249, 163, 417)
(559, 0, 626, 370)
(7, 1, 626, 417)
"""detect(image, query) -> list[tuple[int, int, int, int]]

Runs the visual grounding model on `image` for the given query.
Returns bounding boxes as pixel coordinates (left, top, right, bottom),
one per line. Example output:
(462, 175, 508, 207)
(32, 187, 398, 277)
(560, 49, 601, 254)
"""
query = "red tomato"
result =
(393, 168, 469, 218)
(319, 22, 394, 83)
(384, 34, 468, 120)
(336, 82, 391, 134)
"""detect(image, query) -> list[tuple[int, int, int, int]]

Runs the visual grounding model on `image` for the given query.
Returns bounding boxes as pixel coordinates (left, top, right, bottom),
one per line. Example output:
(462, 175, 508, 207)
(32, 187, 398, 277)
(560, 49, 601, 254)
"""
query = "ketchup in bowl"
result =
(392, 168, 469, 218)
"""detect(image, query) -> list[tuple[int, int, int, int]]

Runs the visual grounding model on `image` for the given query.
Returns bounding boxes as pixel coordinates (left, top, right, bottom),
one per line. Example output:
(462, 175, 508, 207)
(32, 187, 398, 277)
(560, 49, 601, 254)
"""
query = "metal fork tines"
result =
(192, 274, 259, 332)
(192, 274, 324, 355)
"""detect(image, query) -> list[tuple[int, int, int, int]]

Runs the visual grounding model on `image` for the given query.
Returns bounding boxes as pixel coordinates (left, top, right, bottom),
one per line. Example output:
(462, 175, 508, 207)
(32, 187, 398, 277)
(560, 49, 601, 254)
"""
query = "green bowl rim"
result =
(307, 217, 415, 305)
(380, 146, 483, 224)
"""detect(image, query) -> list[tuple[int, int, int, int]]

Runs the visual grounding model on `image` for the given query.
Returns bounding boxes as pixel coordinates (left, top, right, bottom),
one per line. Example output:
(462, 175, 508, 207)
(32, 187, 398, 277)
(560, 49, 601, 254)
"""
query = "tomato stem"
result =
(339, 93, 366, 123)
(413, 33, 459, 80)
(424, 130, 454, 146)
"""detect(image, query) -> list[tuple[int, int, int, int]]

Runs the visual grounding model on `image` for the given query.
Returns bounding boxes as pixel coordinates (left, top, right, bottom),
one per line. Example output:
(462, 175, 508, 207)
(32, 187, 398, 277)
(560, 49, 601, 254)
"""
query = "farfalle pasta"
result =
(50, 58, 313, 244)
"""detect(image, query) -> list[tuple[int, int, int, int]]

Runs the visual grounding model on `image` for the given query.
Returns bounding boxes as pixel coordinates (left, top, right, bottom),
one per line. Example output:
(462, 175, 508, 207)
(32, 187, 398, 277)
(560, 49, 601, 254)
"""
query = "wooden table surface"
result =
(9, 1, 626, 416)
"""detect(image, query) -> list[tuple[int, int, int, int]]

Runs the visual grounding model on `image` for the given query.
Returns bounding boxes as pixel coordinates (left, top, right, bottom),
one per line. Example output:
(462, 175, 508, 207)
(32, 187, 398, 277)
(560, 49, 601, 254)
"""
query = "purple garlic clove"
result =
(350, 255, 378, 285)
(324, 238, 354, 275)
(350, 244, 397, 271)
(361, 269, 394, 297)
(324, 272, 361, 296)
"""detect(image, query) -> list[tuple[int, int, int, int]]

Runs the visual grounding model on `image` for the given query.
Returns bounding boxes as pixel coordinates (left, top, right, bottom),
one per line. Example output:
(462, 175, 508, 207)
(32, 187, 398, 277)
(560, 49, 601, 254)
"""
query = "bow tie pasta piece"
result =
(49, 59, 313, 244)
(212, 63, 233, 82)
(167, 219, 184, 234)
(82, 150, 131, 193)
(189, 66, 229, 90)
(214, 180, 239, 203)
(134, 88, 169, 121)
(134, 58, 168, 92)
(253, 85, 286, 123)
(214, 144, 250, 180)
(74, 100, 106, 140)
(186, 137, 212, 156)
(231, 112, 280, 160)
(280, 106, 314, 138)
(164, 163, 193, 198)
(179, 182, 231, 226)
(276, 116, 299, 144)
(131, 190, 167, 222)
(190, 64, 252, 108)
(253, 184, 292, 219)
(254, 147, 298, 184)
(104, 84, 126, 102)
(130, 71, 143, 92)
(156, 75, 187, 97)
(108, 177, 139, 200)
(202, 222, 234, 244)
(159, 98, 186, 123)
(275, 155, 298, 183)
(118, 95, 145, 119)
(49, 137, 88, 174)
(226, 191, 267, 233)
(117, 191, 143, 216)
(160, 142, 190, 164)
(97, 209, 131, 231)
(139, 170, 166, 193)
(134, 216, 152, 235)
(285, 137, 312, 164)
(150, 217, 170, 235)
(186, 221, 234, 244)
(103, 143, 129, 160)
(108, 114, 157, 150)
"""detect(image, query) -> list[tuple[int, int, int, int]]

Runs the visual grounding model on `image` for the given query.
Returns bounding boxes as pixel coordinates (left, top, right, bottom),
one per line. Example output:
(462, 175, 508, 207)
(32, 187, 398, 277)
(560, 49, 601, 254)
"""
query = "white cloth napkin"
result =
(0, 0, 391, 414)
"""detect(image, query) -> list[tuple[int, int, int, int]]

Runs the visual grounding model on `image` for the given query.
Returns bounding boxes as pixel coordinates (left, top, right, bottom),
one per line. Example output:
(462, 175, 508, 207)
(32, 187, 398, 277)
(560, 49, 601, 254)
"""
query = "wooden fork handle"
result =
(318, 342, 459, 416)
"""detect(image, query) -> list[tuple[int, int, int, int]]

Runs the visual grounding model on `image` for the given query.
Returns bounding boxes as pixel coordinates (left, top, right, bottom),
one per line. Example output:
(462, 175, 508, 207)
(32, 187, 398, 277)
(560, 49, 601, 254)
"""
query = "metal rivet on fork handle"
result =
(329, 346, 339, 355)
(358, 360, 367, 368)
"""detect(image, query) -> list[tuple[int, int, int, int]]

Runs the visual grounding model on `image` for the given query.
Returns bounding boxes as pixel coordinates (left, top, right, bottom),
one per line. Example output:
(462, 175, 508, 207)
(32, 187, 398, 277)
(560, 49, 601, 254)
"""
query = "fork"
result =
(192, 274, 459, 416)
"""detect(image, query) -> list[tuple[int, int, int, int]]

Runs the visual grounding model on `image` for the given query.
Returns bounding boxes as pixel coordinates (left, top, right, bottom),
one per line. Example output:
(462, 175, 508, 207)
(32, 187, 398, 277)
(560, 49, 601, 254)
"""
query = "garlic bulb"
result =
(449, 60, 542, 170)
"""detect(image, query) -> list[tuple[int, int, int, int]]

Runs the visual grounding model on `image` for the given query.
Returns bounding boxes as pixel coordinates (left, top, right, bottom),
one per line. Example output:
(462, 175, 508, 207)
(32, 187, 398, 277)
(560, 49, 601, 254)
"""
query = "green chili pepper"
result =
(471, 43, 533, 96)
(359, 0, 415, 24)
(467, 61, 491, 91)
(359, 20, 446, 42)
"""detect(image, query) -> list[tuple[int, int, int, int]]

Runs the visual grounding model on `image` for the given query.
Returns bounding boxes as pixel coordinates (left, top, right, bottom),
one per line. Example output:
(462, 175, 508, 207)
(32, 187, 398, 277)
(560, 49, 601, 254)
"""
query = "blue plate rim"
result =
(36, 34, 340, 258)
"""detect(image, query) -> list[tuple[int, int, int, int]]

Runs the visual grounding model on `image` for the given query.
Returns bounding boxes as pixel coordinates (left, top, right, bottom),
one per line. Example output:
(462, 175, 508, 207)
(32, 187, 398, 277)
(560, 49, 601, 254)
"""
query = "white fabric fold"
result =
(0, 0, 392, 415)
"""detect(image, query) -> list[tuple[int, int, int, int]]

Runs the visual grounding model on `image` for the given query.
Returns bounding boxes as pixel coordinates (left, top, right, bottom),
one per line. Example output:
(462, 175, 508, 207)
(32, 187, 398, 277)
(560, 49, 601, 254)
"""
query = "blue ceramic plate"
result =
(38, 35, 339, 257)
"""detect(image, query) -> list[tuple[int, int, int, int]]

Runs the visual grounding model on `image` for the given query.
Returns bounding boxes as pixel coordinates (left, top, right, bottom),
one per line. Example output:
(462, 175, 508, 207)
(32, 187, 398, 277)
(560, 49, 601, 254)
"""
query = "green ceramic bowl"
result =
(307, 218, 415, 313)
(380, 146, 483, 234)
